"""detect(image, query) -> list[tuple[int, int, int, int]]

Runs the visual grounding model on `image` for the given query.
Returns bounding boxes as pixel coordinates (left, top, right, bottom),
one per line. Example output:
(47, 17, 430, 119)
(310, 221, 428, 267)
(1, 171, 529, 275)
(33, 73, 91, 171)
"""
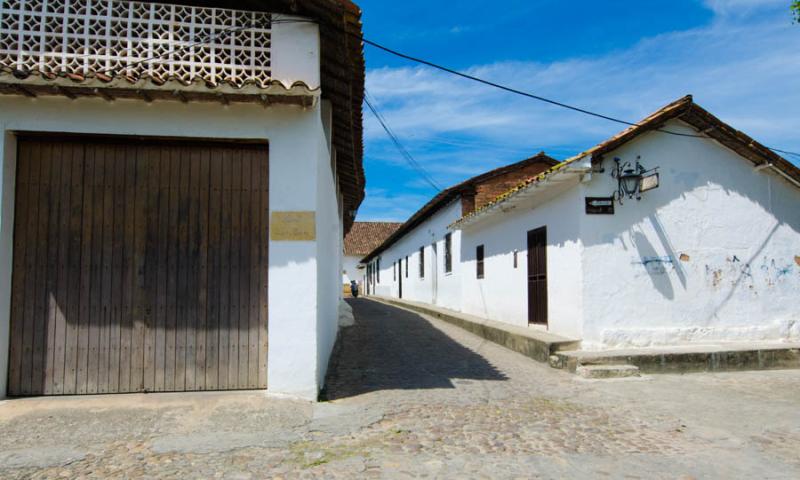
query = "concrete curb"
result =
(368, 296, 580, 364)
(368, 296, 800, 376)
(555, 346, 800, 374)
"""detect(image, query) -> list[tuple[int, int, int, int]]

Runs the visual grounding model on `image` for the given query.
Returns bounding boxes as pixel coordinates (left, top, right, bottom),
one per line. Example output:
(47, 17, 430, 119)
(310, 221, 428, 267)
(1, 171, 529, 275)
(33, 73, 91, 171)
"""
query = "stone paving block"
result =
(576, 364, 641, 379)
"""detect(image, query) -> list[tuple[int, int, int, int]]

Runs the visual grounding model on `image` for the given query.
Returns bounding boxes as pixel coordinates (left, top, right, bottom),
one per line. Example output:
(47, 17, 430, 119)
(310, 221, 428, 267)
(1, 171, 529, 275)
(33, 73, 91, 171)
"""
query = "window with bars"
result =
(405, 256, 409, 278)
(444, 233, 453, 273)
(476, 245, 485, 279)
(393, 261, 396, 281)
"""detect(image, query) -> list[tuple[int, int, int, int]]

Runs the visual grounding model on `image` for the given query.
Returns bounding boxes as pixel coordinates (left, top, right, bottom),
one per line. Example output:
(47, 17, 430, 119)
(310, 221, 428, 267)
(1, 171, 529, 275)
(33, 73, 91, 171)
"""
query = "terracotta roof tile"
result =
(344, 222, 403, 257)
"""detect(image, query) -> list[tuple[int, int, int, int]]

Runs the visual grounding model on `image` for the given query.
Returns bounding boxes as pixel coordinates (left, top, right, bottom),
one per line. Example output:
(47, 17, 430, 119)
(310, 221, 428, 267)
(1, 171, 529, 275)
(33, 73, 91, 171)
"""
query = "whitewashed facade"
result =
(342, 256, 364, 286)
(370, 98, 800, 351)
(369, 200, 464, 310)
(0, 0, 365, 400)
(363, 155, 557, 312)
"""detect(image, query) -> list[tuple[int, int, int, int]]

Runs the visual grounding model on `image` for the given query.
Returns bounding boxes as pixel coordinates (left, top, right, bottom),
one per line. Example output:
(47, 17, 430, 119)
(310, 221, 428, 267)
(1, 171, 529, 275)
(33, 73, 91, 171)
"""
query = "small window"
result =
(405, 256, 409, 278)
(393, 261, 396, 281)
(513, 250, 518, 269)
(476, 245, 485, 279)
(445, 233, 453, 273)
(419, 247, 425, 278)
(377, 259, 381, 283)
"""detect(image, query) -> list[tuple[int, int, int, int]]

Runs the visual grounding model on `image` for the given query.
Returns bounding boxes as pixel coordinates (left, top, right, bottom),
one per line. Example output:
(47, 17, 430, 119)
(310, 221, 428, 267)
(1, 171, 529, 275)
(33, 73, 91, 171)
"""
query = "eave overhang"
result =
(450, 158, 592, 230)
(0, 68, 318, 106)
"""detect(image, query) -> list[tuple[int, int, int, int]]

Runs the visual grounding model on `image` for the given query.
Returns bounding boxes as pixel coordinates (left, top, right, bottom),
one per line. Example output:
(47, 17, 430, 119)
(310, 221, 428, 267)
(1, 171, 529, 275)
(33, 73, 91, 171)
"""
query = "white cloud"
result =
(360, 3, 800, 221)
(358, 188, 434, 222)
(703, 0, 787, 18)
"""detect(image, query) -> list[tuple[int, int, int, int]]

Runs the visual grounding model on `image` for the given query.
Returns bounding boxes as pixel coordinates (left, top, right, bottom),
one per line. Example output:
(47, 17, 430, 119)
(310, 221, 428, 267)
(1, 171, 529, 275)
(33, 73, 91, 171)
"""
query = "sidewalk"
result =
(369, 295, 800, 375)
(555, 341, 800, 374)
(368, 295, 580, 363)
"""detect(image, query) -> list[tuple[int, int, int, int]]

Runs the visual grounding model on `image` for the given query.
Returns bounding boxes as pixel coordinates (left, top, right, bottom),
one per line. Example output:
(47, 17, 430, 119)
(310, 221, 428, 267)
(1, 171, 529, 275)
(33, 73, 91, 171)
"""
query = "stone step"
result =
(553, 343, 800, 374)
(576, 364, 641, 379)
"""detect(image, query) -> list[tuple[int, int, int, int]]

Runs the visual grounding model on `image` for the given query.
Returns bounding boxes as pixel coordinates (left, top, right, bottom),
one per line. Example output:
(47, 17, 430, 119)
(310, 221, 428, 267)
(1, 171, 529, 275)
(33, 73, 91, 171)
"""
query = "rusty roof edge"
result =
(449, 157, 592, 229)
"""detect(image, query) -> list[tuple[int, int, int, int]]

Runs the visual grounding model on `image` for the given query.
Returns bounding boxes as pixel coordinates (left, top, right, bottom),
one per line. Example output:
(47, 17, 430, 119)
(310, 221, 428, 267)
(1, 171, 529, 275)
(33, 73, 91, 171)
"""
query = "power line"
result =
(48, 16, 800, 161)
(362, 38, 800, 159)
(362, 39, 704, 139)
(409, 136, 544, 154)
(365, 91, 443, 191)
(364, 90, 444, 192)
(769, 147, 800, 159)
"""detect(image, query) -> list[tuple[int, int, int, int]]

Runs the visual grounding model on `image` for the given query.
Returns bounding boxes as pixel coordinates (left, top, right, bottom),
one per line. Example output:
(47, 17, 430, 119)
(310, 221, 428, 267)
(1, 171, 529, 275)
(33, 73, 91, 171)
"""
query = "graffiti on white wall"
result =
(703, 255, 798, 291)
(634, 256, 676, 276)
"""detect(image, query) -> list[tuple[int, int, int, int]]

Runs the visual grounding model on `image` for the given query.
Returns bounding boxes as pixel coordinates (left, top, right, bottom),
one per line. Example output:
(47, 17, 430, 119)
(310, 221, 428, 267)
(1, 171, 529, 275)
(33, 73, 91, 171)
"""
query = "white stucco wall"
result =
(314, 120, 342, 393)
(448, 119, 799, 350)
(460, 185, 585, 338)
(0, 94, 333, 399)
(271, 17, 322, 90)
(370, 200, 462, 309)
(342, 256, 364, 286)
(0, 17, 343, 400)
(580, 120, 800, 349)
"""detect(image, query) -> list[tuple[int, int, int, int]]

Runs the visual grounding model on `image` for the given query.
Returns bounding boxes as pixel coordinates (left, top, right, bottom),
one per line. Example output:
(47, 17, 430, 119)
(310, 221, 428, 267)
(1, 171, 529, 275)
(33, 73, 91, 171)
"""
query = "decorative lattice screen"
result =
(0, 0, 272, 88)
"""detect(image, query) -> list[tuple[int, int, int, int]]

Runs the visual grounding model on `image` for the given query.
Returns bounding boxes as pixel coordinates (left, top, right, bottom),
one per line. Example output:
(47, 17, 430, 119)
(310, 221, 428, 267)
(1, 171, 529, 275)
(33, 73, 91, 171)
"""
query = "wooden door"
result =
(527, 227, 548, 326)
(8, 136, 269, 396)
(398, 258, 403, 299)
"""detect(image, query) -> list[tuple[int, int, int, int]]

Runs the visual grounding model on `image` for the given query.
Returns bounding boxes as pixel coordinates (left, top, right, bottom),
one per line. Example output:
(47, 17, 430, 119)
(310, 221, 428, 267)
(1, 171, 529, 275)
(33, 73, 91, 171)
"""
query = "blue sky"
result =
(356, 0, 800, 221)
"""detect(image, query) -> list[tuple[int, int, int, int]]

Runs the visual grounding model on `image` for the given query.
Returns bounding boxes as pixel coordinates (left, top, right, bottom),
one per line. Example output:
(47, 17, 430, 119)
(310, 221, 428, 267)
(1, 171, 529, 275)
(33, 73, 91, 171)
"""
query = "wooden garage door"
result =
(8, 137, 269, 396)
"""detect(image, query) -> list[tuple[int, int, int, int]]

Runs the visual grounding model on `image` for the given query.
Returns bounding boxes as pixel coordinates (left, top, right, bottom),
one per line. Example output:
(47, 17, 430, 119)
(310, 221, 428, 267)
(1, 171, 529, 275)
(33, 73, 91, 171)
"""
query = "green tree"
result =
(794, 1, 800, 22)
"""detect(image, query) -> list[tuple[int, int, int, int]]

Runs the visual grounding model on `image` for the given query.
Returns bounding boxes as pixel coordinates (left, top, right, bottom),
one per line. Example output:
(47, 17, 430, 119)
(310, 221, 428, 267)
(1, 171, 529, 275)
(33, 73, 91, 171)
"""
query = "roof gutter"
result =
(451, 160, 592, 230)
(755, 163, 800, 189)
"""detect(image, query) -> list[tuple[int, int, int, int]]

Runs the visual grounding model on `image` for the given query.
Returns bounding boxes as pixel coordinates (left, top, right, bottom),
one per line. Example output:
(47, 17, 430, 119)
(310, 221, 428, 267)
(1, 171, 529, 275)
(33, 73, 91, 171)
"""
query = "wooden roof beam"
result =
(14, 84, 36, 98)
(93, 88, 115, 102)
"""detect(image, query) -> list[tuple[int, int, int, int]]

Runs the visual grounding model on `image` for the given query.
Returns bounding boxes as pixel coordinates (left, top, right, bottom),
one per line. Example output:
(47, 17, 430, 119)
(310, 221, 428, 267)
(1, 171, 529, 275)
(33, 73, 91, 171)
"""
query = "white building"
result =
(362, 154, 558, 307)
(0, 0, 365, 400)
(368, 97, 800, 351)
(342, 222, 401, 291)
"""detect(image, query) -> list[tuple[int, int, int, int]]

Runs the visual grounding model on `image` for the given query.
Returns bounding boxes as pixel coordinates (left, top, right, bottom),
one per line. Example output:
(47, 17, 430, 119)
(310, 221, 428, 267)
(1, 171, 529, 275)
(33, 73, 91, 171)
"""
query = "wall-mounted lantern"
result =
(612, 156, 659, 204)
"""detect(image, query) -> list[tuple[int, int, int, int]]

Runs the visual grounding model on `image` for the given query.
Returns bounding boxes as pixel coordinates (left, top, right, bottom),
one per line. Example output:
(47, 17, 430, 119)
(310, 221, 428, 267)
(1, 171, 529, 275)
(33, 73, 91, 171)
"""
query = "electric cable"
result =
(362, 38, 800, 159)
(364, 90, 444, 192)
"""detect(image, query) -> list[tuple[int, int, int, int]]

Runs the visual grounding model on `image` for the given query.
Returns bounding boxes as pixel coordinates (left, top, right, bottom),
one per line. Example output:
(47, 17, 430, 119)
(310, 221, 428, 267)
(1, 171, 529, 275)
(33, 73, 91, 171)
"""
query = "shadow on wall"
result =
(631, 230, 676, 300)
(470, 143, 800, 306)
(323, 299, 507, 400)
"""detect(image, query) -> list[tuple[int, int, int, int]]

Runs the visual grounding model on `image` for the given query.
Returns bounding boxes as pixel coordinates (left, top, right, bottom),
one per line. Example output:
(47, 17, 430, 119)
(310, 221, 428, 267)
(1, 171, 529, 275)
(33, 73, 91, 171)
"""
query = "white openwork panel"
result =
(0, 0, 272, 88)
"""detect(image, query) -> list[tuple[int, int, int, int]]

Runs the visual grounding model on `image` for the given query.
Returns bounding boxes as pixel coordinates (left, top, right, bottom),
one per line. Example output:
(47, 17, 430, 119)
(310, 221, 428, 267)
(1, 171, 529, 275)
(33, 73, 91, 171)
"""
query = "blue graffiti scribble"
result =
(635, 256, 674, 275)
(639, 256, 674, 266)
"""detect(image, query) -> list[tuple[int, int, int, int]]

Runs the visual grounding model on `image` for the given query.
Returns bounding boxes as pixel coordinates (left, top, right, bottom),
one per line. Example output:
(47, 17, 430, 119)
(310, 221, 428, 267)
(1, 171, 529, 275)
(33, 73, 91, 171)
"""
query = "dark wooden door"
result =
(527, 227, 548, 326)
(398, 259, 403, 299)
(8, 136, 269, 396)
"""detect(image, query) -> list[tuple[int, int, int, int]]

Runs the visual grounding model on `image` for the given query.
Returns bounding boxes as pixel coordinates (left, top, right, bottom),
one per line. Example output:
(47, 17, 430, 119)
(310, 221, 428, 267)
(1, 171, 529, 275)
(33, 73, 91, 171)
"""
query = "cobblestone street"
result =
(2, 298, 799, 479)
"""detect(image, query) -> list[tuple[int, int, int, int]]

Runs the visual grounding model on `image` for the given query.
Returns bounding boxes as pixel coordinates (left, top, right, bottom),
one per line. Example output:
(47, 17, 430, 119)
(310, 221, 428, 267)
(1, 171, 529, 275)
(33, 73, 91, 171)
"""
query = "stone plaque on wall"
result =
(270, 211, 317, 241)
